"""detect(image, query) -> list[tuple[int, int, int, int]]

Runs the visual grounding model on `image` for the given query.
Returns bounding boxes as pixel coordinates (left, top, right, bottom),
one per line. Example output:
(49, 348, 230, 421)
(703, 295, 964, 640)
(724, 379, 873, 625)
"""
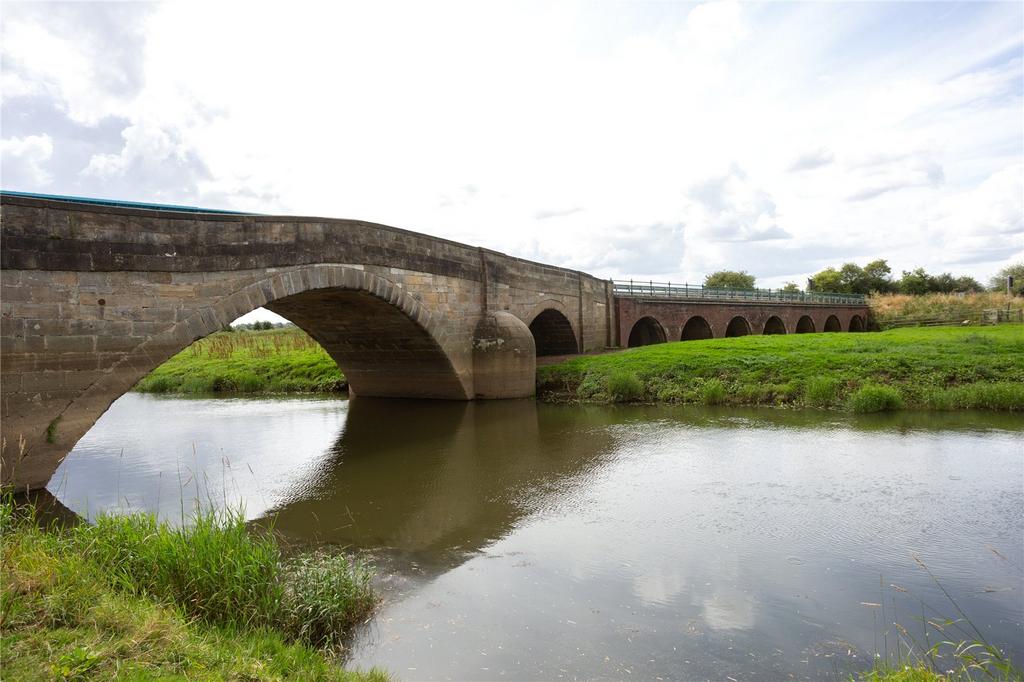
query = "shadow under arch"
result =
(824, 315, 842, 332)
(849, 315, 866, 332)
(725, 316, 752, 337)
(20, 265, 469, 492)
(529, 308, 578, 356)
(628, 317, 667, 347)
(681, 316, 714, 341)
(763, 316, 787, 335)
(795, 315, 815, 333)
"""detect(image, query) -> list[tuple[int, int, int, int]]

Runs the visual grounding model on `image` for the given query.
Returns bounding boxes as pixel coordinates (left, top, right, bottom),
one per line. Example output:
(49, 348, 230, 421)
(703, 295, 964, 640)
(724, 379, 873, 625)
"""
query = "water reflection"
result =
(50, 395, 1024, 680)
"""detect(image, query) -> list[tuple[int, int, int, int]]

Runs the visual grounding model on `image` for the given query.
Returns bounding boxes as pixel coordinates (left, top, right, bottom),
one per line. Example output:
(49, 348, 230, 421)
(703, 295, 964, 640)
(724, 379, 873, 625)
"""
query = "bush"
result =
(848, 384, 903, 413)
(606, 371, 643, 402)
(700, 378, 727, 405)
(804, 377, 840, 407)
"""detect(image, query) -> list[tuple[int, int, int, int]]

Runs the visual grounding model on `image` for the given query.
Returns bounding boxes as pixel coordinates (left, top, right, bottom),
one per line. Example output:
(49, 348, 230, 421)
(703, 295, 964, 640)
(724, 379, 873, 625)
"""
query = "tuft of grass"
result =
(0, 496, 385, 680)
(804, 377, 842, 408)
(606, 371, 643, 402)
(538, 326, 1024, 412)
(848, 385, 903, 413)
(700, 378, 727, 405)
(45, 416, 60, 444)
(135, 327, 347, 395)
(281, 552, 377, 650)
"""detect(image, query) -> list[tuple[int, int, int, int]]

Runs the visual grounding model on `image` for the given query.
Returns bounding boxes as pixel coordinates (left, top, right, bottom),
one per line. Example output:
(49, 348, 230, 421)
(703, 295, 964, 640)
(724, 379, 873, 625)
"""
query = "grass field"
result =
(135, 327, 346, 394)
(537, 325, 1024, 411)
(0, 497, 384, 681)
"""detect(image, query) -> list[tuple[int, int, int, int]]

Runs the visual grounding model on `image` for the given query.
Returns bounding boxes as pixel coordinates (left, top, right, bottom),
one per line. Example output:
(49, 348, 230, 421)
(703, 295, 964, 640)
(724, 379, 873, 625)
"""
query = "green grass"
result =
(135, 327, 346, 394)
(1, 498, 384, 680)
(538, 325, 1024, 411)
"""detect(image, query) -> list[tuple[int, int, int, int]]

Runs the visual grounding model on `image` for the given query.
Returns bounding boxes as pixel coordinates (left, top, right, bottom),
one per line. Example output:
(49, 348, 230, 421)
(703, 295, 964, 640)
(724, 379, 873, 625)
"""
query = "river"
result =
(51, 393, 1023, 680)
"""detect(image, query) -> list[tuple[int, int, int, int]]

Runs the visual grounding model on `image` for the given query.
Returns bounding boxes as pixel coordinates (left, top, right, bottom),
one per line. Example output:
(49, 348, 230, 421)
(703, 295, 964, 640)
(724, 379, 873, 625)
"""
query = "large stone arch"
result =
(824, 315, 842, 332)
(627, 316, 667, 347)
(849, 314, 866, 332)
(795, 315, 815, 333)
(5, 264, 470, 491)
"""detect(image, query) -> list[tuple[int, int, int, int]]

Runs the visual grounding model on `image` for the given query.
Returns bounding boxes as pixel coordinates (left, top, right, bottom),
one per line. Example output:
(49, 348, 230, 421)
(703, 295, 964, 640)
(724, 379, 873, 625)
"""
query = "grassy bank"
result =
(1, 498, 384, 680)
(136, 327, 346, 394)
(538, 325, 1024, 411)
(869, 292, 1023, 329)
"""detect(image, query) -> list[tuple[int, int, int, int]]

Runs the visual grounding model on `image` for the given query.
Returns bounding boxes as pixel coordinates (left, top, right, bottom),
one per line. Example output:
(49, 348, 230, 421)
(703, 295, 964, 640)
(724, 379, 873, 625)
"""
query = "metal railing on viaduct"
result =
(612, 280, 866, 306)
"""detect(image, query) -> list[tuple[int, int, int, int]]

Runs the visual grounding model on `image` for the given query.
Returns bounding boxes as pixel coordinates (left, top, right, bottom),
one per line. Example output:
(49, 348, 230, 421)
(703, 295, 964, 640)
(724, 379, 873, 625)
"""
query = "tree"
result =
(898, 268, 933, 295)
(704, 270, 756, 289)
(989, 263, 1024, 296)
(780, 282, 801, 293)
(953, 275, 983, 293)
(809, 267, 845, 293)
(862, 259, 895, 293)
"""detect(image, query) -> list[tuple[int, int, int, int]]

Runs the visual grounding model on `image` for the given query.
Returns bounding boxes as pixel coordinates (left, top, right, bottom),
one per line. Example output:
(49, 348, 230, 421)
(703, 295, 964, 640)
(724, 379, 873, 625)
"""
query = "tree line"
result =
(702, 262, 1022, 296)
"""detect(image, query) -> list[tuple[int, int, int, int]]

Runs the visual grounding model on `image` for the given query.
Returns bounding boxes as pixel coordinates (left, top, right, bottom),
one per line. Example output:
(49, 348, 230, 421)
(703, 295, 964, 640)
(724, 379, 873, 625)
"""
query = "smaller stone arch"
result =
(529, 308, 579, 356)
(763, 316, 787, 335)
(725, 316, 752, 337)
(849, 315, 866, 332)
(628, 316, 667, 347)
(681, 316, 714, 341)
(824, 315, 842, 332)
(795, 315, 815, 334)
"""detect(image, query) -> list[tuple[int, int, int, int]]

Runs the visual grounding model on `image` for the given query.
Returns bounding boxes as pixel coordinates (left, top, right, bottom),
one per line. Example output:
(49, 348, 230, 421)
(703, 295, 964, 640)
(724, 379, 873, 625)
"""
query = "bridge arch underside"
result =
(0, 265, 476, 492)
(266, 288, 467, 399)
(763, 316, 787, 335)
(529, 309, 579, 356)
(681, 316, 713, 341)
(615, 300, 871, 345)
(628, 316, 667, 348)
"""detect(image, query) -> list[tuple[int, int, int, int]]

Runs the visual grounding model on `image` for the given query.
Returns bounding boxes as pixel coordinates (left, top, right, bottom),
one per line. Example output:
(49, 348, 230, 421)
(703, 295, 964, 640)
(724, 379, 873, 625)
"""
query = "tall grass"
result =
(869, 292, 1023, 329)
(3, 497, 378, 651)
(855, 555, 1022, 681)
(849, 385, 903, 413)
(1, 495, 386, 680)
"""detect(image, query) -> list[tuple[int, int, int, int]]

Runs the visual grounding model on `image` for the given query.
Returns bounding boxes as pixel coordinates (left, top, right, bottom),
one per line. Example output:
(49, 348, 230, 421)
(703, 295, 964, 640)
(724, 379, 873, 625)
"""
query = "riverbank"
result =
(0, 497, 384, 680)
(537, 325, 1024, 411)
(136, 327, 346, 394)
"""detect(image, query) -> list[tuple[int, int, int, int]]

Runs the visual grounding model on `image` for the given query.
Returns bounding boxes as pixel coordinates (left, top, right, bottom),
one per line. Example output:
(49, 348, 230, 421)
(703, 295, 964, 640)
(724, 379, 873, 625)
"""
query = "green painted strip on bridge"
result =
(612, 279, 866, 306)
(0, 190, 257, 215)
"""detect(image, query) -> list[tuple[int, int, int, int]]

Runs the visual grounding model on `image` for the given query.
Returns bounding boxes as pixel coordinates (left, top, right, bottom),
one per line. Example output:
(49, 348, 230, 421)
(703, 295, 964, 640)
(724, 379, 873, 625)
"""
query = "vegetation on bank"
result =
(538, 325, 1024, 411)
(135, 327, 346, 394)
(0, 497, 383, 680)
(869, 292, 1024, 329)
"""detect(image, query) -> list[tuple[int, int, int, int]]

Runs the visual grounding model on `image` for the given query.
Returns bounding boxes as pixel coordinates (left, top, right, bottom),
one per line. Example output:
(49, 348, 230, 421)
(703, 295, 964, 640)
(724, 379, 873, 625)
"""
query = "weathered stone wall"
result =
(617, 298, 870, 343)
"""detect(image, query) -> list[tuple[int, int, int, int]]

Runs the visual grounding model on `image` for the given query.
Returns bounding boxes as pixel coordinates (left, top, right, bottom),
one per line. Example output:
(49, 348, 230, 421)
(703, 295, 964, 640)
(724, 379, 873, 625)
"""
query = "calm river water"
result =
(51, 393, 1023, 680)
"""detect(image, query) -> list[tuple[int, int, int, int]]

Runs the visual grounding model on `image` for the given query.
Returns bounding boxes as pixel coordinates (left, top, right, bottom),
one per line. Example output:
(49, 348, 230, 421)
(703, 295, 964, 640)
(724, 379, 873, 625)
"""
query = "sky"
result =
(2, 0, 1022, 315)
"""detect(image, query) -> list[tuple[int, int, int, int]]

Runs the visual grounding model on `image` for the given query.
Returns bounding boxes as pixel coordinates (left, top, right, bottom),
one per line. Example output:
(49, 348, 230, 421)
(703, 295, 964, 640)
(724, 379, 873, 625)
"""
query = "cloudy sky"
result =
(2, 0, 1022, 292)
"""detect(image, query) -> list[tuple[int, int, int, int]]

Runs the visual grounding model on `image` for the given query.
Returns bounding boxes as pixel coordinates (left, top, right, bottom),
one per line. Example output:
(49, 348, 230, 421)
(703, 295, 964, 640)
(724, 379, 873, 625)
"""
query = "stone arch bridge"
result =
(0, 194, 867, 490)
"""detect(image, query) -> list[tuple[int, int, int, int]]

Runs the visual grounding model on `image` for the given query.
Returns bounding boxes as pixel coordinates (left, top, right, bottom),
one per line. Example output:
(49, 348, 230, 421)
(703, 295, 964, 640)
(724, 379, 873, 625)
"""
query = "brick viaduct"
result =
(0, 194, 868, 490)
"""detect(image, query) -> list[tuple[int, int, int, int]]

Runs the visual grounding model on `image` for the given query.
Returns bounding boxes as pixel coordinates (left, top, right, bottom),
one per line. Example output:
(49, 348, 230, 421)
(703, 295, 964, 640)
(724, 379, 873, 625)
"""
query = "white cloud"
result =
(1, 134, 54, 186)
(0, 0, 1021, 289)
